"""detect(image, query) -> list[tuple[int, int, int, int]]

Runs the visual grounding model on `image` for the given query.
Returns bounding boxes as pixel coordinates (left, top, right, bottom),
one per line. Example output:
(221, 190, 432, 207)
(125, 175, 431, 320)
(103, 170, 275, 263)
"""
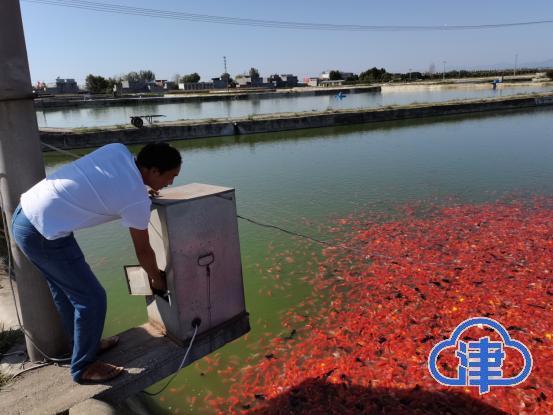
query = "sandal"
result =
(98, 335, 119, 354)
(78, 361, 124, 383)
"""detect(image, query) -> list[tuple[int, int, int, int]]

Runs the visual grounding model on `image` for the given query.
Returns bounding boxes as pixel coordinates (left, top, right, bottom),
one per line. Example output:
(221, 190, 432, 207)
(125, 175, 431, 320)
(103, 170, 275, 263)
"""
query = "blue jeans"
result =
(11, 205, 106, 381)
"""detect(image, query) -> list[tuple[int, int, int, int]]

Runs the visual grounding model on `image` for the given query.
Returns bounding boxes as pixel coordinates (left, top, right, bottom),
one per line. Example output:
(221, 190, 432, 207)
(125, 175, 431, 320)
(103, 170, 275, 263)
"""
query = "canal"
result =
(37, 84, 553, 128)
(43, 107, 553, 413)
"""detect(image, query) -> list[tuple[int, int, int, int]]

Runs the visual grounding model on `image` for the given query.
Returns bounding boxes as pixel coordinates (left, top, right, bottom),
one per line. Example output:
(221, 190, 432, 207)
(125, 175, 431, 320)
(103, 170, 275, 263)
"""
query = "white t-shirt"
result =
(21, 143, 151, 240)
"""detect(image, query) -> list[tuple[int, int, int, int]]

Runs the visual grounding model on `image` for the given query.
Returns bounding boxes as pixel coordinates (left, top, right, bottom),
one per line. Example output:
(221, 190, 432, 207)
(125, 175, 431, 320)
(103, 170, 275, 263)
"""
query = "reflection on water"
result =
(37, 84, 553, 128)
(43, 108, 553, 413)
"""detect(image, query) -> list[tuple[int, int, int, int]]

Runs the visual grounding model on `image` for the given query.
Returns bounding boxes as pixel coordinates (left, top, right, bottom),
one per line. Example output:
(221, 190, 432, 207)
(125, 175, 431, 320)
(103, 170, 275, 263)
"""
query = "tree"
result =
(139, 69, 156, 82)
(181, 72, 200, 83)
(249, 67, 260, 79)
(85, 74, 109, 94)
(124, 71, 140, 82)
(220, 72, 235, 87)
(546, 70, 553, 80)
(124, 70, 156, 82)
(329, 70, 342, 80)
(358, 67, 388, 83)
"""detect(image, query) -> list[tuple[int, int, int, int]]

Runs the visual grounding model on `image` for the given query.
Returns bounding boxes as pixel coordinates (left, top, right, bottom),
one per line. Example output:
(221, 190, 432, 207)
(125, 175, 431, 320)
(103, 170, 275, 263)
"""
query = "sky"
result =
(19, 0, 553, 85)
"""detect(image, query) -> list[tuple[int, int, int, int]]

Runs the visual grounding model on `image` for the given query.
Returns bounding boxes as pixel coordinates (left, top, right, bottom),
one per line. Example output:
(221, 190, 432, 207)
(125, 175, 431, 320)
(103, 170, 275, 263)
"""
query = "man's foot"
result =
(98, 335, 119, 354)
(78, 361, 124, 383)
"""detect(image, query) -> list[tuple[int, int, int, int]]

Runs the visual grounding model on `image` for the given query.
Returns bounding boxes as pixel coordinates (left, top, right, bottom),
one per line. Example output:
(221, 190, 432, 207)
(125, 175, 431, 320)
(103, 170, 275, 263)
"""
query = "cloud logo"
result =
(428, 317, 532, 394)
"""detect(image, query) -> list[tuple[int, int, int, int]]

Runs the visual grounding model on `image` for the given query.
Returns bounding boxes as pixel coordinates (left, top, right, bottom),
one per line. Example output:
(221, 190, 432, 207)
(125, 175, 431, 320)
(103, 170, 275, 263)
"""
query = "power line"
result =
(21, 0, 553, 32)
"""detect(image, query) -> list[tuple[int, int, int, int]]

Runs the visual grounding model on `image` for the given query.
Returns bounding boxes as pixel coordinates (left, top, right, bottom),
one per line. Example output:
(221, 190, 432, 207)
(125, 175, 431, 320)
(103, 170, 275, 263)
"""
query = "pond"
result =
(43, 107, 553, 413)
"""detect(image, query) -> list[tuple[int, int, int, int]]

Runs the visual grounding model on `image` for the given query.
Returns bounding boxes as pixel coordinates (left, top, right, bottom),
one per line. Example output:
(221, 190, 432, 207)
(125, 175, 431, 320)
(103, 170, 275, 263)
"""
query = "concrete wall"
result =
(39, 93, 553, 152)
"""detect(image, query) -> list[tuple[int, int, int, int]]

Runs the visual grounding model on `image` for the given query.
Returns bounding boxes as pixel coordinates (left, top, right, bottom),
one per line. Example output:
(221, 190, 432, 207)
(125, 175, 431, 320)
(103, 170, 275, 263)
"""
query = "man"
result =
(11, 142, 181, 383)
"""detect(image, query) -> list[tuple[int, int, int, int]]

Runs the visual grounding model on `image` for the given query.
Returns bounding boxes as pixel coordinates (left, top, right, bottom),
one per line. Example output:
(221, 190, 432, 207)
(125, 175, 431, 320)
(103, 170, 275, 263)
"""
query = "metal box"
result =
(125, 183, 249, 351)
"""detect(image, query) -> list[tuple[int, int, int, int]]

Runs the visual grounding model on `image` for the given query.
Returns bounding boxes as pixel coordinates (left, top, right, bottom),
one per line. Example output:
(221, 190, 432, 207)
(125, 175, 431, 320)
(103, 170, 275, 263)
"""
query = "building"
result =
(212, 77, 229, 89)
(44, 77, 80, 94)
(280, 74, 298, 88)
(267, 74, 299, 88)
(146, 81, 165, 93)
(235, 74, 273, 89)
(177, 77, 233, 91)
(305, 77, 320, 87)
(319, 79, 346, 87)
(320, 71, 355, 81)
(121, 80, 148, 93)
(178, 81, 215, 91)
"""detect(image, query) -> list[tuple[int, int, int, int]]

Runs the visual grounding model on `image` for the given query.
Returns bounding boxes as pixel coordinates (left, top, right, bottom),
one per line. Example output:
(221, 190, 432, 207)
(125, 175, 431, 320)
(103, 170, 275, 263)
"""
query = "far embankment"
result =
(34, 85, 381, 110)
(39, 92, 553, 151)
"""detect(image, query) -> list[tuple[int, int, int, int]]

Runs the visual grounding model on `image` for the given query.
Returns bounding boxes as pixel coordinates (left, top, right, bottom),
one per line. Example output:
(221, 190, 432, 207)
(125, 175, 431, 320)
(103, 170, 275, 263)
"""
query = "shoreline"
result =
(39, 91, 553, 152)
(34, 85, 382, 110)
(34, 79, 553, 111)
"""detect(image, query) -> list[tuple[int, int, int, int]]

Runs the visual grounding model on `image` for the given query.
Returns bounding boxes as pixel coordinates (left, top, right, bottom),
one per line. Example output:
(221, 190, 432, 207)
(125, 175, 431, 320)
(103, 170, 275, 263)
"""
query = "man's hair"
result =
(136, 142, 182, 173)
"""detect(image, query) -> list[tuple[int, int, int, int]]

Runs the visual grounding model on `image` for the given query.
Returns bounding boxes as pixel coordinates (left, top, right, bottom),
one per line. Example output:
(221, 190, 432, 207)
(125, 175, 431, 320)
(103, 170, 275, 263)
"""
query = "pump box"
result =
(125, 183, 249, 352)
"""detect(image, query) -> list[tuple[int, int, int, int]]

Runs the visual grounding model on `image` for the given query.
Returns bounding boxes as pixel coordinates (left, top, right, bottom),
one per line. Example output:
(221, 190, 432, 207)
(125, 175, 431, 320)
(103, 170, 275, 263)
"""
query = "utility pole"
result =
(514, 53, 518, 77)
(442, 61, 447, 81)
(223, 56, 229, 92)
(409, 68, 412, 81)
(0, 0, 69, 361)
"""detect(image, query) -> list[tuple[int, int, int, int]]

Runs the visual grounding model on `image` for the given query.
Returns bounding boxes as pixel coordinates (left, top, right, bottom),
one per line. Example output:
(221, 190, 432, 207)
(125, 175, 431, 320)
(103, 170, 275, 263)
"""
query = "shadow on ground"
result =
(244, 378, 508, 415)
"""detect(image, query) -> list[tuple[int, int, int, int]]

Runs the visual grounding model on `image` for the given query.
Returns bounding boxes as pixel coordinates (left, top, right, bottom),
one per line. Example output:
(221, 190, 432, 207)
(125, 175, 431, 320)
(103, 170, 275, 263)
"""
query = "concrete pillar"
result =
(0, 0, 69, 361)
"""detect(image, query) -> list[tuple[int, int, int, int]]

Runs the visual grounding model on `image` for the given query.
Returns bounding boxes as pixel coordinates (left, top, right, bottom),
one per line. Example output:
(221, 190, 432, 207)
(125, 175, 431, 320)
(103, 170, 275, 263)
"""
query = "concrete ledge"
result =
(39, 92, 553, 152)
(0, 314, 250, 415)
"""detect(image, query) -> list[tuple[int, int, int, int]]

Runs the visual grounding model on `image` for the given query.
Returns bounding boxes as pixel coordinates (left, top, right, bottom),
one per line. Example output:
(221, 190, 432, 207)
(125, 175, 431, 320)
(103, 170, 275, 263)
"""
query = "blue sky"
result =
(20, 0, 553, 84)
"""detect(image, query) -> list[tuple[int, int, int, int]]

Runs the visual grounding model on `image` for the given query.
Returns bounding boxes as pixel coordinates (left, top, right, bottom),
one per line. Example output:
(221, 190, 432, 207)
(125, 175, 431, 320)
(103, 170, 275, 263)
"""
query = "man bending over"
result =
(11, 142, 181, 383)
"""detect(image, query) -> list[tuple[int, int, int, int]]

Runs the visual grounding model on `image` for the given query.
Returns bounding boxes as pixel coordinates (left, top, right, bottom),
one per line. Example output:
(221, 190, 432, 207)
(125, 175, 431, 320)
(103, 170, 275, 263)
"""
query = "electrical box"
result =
(124, 183, 249, 354)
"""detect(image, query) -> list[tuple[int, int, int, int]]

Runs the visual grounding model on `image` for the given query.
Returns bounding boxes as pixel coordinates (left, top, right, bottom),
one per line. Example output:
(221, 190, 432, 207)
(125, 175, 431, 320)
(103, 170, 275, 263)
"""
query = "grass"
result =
(0, 327, 22, 356)
(0, 326, 23, 387)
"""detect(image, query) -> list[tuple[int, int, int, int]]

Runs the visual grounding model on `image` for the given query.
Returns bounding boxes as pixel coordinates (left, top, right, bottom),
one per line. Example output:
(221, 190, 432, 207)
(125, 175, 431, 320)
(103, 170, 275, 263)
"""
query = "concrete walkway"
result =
(0, 313, 249, 415)
(0, 323, 178, 415)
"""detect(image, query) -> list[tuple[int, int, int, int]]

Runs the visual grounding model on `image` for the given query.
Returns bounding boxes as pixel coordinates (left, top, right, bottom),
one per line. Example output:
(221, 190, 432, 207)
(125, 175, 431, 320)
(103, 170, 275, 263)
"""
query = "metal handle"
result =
(197, 253, 215, 267)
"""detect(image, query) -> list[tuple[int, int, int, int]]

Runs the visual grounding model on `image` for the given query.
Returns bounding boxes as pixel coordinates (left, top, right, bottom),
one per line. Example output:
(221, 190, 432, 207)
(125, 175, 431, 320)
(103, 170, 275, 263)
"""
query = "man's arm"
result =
(129, 227, 166, 291)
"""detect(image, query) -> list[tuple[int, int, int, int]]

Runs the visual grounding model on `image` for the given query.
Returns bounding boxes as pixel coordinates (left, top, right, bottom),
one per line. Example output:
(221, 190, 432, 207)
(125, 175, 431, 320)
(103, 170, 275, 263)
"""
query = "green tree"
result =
(139, 69, 156, 82)
(181, 72, 200, 83)
(124, 70, 156, 82)
(329, 70, 342, 80)
(85, 74, 109, 94)
(249, 67, 260, 79)
(124, 71, 140, 82)
(359, 67, 388, 83)
(106, 77, 120, 94)
(220, 72, 235, 87)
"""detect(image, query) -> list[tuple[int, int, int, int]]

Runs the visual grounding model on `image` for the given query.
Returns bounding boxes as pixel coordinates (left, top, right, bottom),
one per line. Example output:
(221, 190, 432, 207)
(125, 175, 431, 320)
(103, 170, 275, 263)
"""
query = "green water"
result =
(43, 108, 553, 413)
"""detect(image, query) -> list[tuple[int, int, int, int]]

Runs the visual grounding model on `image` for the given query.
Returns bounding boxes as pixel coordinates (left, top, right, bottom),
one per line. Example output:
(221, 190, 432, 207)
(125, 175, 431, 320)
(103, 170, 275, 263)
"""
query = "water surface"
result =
(43, 108, 553, 413)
